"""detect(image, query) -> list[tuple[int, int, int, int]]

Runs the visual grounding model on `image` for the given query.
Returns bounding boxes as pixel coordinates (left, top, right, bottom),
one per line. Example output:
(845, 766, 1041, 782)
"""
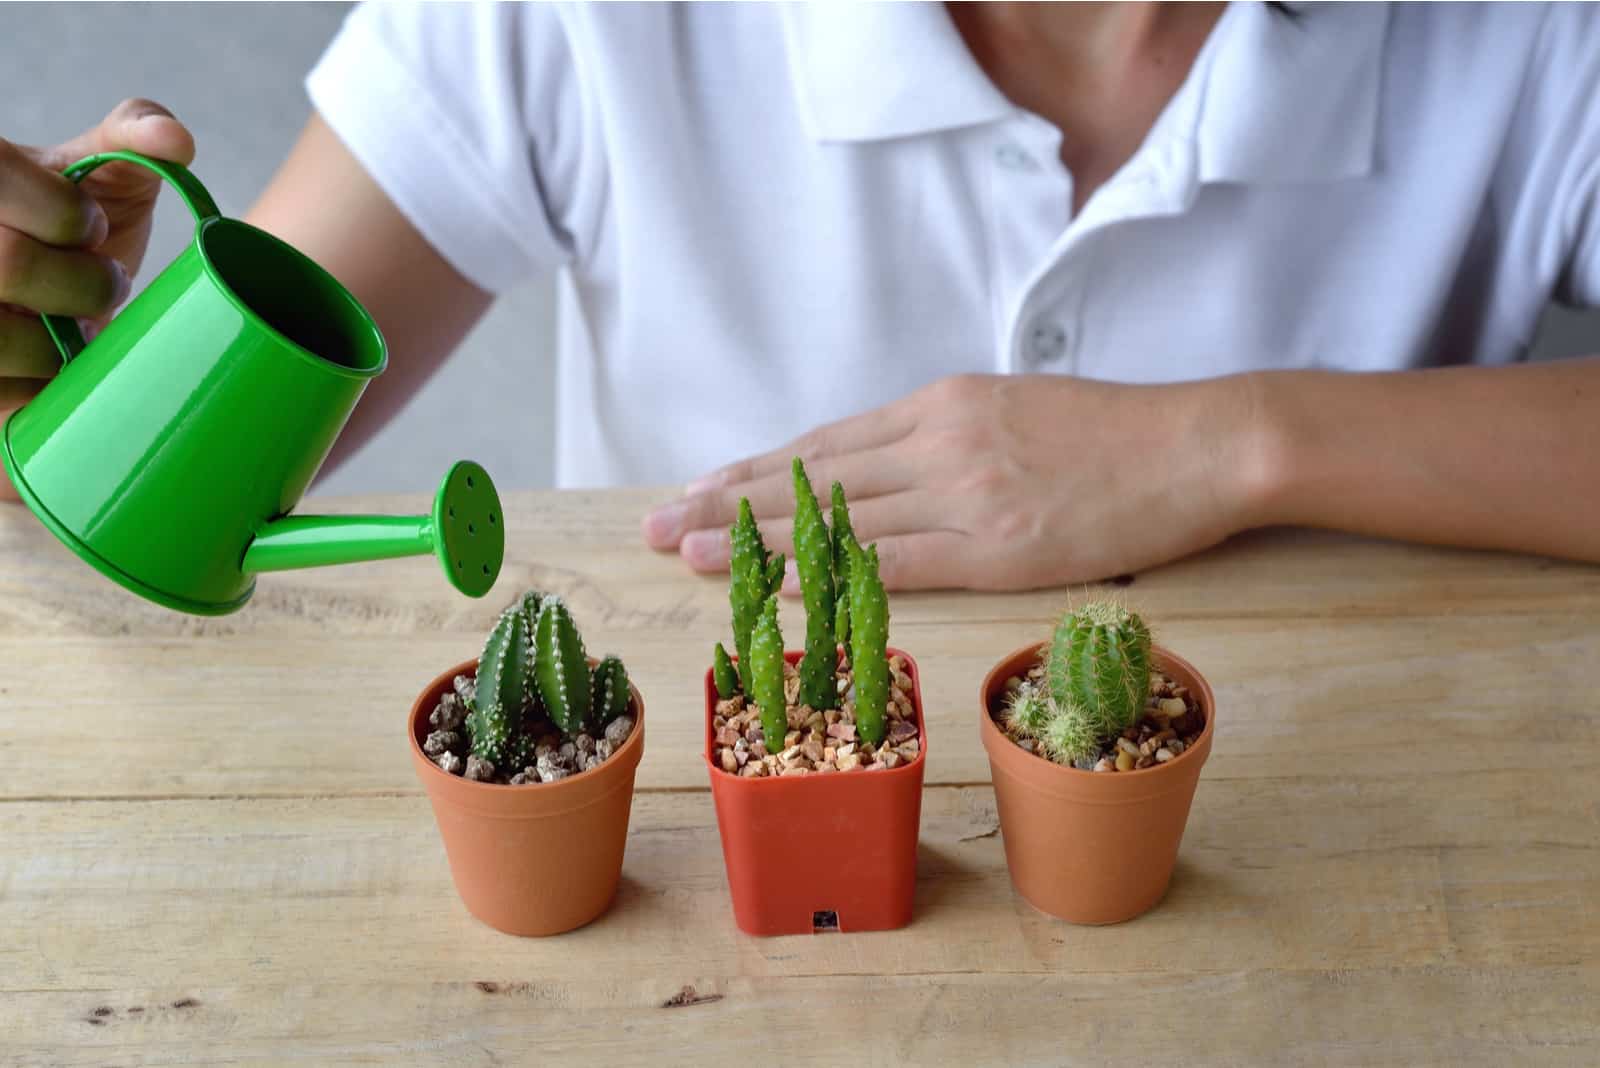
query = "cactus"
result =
(1003, 683, 1053, 738)
(712, 641, 739, 699)
(533, 595, 593, 735)
(748, 594, 787, 752)
(833, 592, 851, 651)
(792, 458, 838, 710)
(1038, 705, 1104, 766)
(465, 595, 539, 765)
(830, 481, 855, 589)
(847, 541, 890, 748)
(1044, 600, 1152, 748)
(591, 654, 631, 725)
(729, 498, 782, 694)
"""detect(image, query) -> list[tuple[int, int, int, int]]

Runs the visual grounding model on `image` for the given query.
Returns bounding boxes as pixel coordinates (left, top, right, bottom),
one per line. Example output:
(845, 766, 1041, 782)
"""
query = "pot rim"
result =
(979, 640, 1214, 784)
(703, 646, 926, 784)
(409, 657, 645, 798)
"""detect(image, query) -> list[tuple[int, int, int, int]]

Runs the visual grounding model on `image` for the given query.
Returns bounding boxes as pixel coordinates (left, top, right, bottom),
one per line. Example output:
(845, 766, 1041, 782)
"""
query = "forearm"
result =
(246, 114, 491, 476)
(1243, 357, 1600, 562)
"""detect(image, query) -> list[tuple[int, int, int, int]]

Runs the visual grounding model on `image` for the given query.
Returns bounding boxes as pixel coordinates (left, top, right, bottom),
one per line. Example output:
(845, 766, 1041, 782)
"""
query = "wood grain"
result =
(2, 488, 1597, 1065)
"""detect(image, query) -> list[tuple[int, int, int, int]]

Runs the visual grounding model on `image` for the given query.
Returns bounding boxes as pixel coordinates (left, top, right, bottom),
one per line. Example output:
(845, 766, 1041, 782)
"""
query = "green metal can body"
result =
(2, 216, 385, 614)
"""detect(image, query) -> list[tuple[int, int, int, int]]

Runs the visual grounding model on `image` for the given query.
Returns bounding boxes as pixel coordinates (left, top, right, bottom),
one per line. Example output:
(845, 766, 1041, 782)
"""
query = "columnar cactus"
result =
(712, 641, 739, 699)
(533, 595, 593, 735)
(1036, 601, 1153, 763)
(792, 458, 837, 710)
(748, 594, 787, 752)
(847, 541, 890, 748)
(729, 498, 784, 694)
(591, 654, 631, 725)
(465, 594, 539, 765)
(830, 481, 855, 590)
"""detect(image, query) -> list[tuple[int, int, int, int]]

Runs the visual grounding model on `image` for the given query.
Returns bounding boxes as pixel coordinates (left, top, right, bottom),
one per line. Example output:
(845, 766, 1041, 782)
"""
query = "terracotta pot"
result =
(408, 658, 644, 936)
(979, 642, 1214, 925)
(705, 649, 926, 936)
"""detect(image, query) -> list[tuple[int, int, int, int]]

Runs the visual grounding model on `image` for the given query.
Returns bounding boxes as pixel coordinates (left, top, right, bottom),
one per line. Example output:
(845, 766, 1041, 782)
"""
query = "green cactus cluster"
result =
(717, 458, 893, 754)
(463, 589, 632, 769)
(1004, 600, 1153, 766)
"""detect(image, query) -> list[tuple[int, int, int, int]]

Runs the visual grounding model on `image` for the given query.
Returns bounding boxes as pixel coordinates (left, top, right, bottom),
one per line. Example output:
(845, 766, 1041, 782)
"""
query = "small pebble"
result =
(436, 751, 463, 776)
(604, 716, 635, 747)
(464, 755, 495, 782)
(538, 766, 570, 783)
(430, 692, 466, 732)
(452, 674, 476, 707)
(423, 730, 459, 757)
(574, 734, 596, 754)
(1155, 747, 1175, 763)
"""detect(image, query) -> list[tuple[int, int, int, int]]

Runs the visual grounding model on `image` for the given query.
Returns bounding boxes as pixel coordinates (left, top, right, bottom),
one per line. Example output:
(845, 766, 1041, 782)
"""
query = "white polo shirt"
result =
(307, 1, 1600, 488)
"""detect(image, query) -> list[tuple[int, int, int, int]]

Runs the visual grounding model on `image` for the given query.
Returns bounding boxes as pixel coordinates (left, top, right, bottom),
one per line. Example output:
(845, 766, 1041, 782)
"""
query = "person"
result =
(2, 2, 1597, 592)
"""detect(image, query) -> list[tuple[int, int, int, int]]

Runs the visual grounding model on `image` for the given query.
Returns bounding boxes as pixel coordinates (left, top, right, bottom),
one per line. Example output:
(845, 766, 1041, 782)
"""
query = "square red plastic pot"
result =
(704, 648, 927, 936)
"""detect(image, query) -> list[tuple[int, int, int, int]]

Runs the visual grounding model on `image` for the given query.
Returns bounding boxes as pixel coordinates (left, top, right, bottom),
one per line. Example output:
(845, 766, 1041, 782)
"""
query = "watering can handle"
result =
(40, 151, 222, 365)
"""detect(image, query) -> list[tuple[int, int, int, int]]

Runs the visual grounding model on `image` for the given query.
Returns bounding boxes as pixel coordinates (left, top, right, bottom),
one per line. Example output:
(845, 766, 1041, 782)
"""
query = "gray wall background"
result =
(4, 3, 1597, 497)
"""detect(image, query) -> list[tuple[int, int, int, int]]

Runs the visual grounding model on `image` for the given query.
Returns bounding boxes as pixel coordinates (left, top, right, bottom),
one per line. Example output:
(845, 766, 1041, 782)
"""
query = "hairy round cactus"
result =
(1045, 600, 1152, 746)
(465, 594, 539, 765)
(1037, 704, 1104, 766)
(712, 641, 739, 699)
(1002, 683, 1053, 738)
(533, 595, 593, 736)
(591, 654, 631, 726)
(748, 594, 787, 753)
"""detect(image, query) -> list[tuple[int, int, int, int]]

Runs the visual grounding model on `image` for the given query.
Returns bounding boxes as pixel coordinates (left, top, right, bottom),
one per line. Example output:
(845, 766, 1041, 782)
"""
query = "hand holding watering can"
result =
(0, 109, 504, 614)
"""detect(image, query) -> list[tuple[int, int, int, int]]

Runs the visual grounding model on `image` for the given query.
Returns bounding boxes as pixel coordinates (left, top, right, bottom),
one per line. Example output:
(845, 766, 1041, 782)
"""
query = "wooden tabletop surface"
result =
(3, 487, 1598, 1066)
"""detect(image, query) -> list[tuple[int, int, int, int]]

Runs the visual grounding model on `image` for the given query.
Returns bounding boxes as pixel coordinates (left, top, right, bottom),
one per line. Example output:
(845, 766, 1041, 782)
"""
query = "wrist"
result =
(1210, 370, 1301, 532)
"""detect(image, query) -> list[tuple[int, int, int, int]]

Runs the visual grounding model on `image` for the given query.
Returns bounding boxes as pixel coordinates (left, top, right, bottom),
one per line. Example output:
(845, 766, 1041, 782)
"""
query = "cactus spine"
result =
(533, 595, 593, 735)
(847, 541, 890, 748)
(792, 458, 837, 710)
(591, 654, 631, 725)
(465, 595, 539, 765)
(748, 594, 787, 752)
(712, 641, 739, 699)
(729, 498, 782, 695)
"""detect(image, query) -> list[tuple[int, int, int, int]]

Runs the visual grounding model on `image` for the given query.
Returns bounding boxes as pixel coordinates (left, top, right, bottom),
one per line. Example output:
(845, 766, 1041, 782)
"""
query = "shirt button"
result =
(994, 143, 1038, 172)
(1027, 320, 1068, 363)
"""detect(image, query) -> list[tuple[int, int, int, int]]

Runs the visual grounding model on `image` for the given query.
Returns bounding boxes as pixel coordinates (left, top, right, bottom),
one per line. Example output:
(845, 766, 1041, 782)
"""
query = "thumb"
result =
(31, 98, 196, 191)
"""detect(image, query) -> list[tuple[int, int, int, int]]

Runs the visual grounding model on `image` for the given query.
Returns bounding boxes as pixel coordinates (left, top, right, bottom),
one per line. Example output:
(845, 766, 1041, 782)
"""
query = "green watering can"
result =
(0, 151, 505, 615)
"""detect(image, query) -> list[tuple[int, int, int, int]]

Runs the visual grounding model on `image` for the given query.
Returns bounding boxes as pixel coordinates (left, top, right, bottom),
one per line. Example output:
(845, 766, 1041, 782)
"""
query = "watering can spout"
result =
(242, 461, 505, 598)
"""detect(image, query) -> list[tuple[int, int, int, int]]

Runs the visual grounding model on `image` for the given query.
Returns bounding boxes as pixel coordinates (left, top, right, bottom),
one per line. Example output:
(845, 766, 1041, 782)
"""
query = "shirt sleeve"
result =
(1528, 4, 1600, 309)
(305, 1, 583, 294)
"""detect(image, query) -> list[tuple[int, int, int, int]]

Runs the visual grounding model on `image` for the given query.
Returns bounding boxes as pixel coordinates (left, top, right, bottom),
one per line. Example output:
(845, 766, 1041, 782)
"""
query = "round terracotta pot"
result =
(979, 642, 1214, 925)
(408, 658, 645, 936)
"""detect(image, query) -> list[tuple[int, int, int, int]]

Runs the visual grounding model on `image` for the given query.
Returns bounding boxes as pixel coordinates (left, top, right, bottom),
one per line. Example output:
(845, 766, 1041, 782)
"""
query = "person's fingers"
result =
(0, 306, 63, 378)
(0, 375, 46, 412)
(869, 530, 976, 591)
(0, 139, 109, 247)
(644, 446, 913, 550)
(683, 401, 918, 497)
(32, 98, 197, 189)
(0, 227, 128, 318)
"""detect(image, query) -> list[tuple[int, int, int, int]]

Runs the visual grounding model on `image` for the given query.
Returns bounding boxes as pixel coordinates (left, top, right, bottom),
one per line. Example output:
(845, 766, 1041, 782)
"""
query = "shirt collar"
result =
(781, 1, 1391, 186)
(779, 2, 1016, 143)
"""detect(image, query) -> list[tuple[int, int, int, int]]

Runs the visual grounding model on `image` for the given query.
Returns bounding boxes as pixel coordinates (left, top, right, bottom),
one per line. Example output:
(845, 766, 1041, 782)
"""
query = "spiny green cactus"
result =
(748, 594, 787, 752)
(1044, 600, 1152, 749)
(1003, 683, 1053, 738)
(591, 654, 631, 725)
(533, 595, 593, 736)
(847, 541, 890, 748)
(465, 595, 539, 765)
(729, 499, 783, 694)
(830, 481, 855, 589)
(834, 593, 851, 651)
(792, 458, 837, 710)
(712, 641, 739, 699)
(1038, 707, 1104, 766)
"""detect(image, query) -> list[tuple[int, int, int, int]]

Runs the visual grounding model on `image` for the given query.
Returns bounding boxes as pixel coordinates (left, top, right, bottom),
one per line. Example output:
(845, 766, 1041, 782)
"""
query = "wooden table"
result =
(3, 488, 1598, 1065)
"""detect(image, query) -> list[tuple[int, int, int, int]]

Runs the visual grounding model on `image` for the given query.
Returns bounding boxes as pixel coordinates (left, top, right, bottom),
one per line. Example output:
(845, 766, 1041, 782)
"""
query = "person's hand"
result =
(642, 373, 1271, 591)
(1, 99, 195, 500)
